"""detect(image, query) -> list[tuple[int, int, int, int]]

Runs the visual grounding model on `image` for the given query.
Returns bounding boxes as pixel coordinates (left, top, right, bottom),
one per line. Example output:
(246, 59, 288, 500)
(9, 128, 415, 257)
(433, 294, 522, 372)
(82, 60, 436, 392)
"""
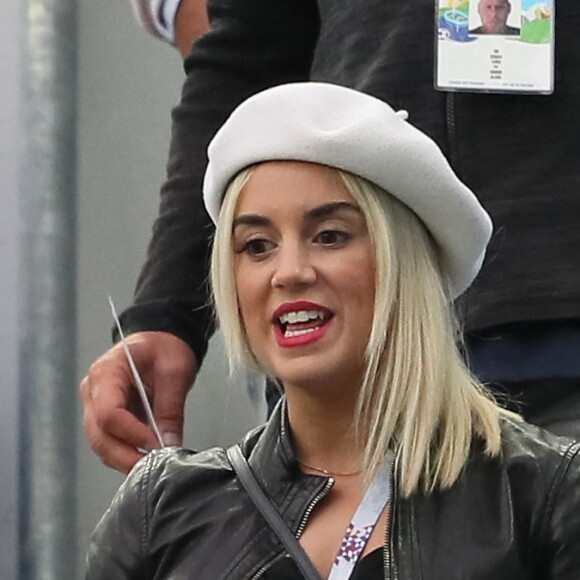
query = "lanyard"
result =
(327, 454, 392, 580)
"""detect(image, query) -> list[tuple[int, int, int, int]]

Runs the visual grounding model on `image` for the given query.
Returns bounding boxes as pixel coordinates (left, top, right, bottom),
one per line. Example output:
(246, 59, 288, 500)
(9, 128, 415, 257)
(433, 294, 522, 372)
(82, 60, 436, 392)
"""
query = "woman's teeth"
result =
(284, 327, 318, 338)
(278, 310, 330, 339)
(278, 310, 327, 324)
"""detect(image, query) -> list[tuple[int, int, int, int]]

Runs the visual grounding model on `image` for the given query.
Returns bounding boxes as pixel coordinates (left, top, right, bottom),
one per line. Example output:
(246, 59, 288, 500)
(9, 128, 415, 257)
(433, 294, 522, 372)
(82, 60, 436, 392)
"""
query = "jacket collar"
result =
(240, 398, 331, 531)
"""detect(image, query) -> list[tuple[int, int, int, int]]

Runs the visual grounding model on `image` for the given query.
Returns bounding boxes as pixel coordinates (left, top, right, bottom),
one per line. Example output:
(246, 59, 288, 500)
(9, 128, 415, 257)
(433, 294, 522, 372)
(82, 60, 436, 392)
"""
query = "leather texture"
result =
(85, 404, 580, 579)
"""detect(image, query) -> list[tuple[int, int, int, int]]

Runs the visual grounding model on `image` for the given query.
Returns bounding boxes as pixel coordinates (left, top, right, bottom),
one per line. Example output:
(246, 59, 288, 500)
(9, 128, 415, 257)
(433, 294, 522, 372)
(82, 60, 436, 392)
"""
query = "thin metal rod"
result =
(18, 1, 79, 578)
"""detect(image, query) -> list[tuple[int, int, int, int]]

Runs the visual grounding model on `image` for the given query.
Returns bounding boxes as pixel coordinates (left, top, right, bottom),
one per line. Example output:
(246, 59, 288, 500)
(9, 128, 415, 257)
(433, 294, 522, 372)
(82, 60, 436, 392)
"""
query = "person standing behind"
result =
(81, 0, 580, 473)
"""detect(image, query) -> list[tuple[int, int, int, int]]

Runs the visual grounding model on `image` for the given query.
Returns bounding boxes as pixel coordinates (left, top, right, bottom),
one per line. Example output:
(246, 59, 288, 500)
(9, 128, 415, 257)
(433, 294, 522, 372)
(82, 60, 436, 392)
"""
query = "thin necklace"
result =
(298, 460, 362, 477)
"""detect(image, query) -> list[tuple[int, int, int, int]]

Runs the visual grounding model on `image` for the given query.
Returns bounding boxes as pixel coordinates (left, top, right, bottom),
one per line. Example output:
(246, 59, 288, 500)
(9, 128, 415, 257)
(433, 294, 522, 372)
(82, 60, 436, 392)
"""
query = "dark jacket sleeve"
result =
(84, 455, 153, 579)
(544, 441, 580, 578)
(118, 0, 320, 363)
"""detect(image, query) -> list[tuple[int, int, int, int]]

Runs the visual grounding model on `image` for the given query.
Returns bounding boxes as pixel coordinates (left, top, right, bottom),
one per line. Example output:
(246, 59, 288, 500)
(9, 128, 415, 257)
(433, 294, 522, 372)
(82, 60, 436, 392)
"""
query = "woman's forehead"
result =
(234, 160, 357, 216)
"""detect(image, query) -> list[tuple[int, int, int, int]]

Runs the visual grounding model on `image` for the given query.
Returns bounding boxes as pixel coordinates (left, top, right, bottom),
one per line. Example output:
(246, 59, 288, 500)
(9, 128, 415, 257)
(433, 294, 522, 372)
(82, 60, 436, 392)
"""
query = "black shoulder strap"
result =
(226, 444, 322, 580)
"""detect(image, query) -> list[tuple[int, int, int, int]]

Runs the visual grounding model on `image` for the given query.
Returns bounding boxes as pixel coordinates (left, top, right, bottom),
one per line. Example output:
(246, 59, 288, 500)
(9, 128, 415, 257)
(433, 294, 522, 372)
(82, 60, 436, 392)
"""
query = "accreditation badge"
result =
(435, 0, 554, 94)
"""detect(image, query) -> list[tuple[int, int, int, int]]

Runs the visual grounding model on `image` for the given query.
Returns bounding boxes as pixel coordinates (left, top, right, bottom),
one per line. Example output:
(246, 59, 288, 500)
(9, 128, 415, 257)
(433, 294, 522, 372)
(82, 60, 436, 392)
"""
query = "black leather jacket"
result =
(86, 406, 580, 579)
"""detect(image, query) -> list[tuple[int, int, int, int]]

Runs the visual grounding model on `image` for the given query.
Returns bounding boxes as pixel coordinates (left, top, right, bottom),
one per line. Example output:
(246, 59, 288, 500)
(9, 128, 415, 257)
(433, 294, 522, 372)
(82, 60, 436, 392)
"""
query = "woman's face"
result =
(232, 161, 376, 392)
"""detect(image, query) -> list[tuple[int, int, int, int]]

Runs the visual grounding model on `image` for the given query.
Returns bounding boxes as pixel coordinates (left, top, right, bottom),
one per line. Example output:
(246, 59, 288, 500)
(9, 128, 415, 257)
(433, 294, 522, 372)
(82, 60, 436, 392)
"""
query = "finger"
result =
(83, 404, 146, 473)
(84, 369, 160, 456)
(88, 375, 160, 451)
(148, 341, 197, 447)
(98, 406, 161, 452)
(150, 365, 191, 447)
(152, 389, 186, 447)
(79, 375, 91, 404)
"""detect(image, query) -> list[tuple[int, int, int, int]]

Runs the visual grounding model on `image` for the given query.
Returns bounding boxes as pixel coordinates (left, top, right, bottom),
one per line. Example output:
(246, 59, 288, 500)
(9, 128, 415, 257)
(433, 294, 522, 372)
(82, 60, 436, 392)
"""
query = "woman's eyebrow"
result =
(305, 201, 362, 221)
(232, 201, 361, 230)
(232, 214, 271, 230)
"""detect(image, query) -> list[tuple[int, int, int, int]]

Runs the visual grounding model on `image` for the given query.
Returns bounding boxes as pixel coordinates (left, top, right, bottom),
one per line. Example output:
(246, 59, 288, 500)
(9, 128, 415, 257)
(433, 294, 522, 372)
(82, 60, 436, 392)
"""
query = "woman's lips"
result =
(272, 301, 334, 348)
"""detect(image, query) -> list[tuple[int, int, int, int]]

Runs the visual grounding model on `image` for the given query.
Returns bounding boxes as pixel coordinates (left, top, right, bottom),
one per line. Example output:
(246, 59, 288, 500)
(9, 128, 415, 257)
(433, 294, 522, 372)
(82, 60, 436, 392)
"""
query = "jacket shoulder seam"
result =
(140, 451, 159, 580)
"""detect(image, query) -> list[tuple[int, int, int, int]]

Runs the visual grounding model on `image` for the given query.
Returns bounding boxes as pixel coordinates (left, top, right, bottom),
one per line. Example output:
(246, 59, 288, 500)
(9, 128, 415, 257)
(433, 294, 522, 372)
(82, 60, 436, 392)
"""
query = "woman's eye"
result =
(315, 230, 351, 246)
(242, 238, 274, 256)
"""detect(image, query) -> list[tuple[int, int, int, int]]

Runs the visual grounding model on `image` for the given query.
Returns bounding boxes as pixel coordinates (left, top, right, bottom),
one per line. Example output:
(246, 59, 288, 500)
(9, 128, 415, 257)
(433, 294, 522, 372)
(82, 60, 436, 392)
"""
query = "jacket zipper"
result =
(295, 477, 335, 538)
(250, 477, 334, 580)
(383, 453, 397, 580)
(250, 552, 287, 580)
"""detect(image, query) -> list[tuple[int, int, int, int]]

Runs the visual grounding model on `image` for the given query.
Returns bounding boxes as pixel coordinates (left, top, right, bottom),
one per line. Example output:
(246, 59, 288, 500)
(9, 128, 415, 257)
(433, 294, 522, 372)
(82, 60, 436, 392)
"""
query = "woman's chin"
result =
(276, 363, 364, 400)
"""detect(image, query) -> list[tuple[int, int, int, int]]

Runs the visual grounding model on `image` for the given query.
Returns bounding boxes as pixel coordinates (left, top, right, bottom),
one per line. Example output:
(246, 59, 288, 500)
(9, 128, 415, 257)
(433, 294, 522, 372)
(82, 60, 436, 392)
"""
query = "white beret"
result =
(203, 82, 492, 299)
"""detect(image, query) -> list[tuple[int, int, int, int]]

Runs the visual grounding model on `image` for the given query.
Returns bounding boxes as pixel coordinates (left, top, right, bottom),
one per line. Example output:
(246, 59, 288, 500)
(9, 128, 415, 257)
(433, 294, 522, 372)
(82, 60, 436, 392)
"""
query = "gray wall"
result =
(76, 0, 264, 569)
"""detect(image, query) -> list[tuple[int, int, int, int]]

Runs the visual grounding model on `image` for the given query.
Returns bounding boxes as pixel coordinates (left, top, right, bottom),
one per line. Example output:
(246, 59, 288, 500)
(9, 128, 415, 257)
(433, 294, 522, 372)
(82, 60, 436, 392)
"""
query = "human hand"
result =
(174, 0, 209, 58)
(80, 331, 197, 473)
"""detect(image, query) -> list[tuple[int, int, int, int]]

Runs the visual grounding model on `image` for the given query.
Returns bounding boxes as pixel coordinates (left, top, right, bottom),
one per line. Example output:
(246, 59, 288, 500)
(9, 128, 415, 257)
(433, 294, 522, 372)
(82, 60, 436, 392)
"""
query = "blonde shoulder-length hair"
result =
(211, 164, 512, 497)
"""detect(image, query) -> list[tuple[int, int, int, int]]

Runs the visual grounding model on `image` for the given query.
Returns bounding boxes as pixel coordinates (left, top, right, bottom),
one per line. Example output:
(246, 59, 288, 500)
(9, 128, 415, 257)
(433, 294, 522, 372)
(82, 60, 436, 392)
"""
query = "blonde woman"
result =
(86, 83, 580, 580)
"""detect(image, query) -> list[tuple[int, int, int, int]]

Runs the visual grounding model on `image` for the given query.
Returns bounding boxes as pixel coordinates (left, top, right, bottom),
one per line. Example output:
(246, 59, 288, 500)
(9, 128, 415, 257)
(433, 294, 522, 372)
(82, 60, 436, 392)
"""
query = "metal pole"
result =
(18, 1, 78, 578)
(0, 2, 22, 578)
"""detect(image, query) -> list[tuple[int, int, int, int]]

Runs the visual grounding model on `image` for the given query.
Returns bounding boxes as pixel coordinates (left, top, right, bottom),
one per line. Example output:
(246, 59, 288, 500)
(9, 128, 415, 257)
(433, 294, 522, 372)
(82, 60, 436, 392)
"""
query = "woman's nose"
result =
(271, 244, 316, 289)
